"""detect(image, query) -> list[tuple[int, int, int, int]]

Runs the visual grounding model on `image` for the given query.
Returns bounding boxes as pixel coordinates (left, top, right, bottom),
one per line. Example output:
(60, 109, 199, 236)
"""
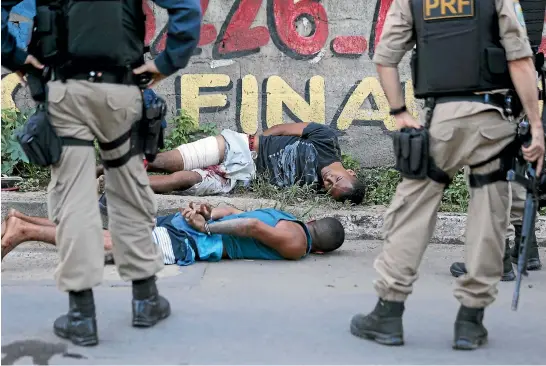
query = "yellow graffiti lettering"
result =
(180, 74, 231, 126)
(265, 75, 325, 128)
(1, 73, 22, 111)
(404, 80, 419, 119)
(335, 77, 393, 130)
(336, 78, 417, 131)
(239, 75, 259, 135)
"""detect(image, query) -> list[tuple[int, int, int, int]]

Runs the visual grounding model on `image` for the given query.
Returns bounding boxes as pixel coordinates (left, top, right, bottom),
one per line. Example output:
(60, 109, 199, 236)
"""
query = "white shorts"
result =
(179, 129, 256, 196)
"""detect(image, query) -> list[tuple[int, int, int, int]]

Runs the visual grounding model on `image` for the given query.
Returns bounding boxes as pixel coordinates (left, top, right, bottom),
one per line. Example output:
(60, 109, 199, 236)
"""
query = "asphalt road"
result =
(2, 240, 546, 365)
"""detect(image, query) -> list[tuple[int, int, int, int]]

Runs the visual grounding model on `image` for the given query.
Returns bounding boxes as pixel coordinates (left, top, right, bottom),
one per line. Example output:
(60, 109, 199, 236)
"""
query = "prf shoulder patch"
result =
(423, 0, 475, 20)
(513, 0, 527, 29)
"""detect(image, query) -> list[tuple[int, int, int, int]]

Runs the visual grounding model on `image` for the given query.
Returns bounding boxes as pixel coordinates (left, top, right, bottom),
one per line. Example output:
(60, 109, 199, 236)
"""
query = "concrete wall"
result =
(2, 0, 546, 167)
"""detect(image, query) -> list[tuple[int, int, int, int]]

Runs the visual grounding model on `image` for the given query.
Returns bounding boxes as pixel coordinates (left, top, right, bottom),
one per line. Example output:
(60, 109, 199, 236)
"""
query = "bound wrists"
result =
(203, 221, 212, 236)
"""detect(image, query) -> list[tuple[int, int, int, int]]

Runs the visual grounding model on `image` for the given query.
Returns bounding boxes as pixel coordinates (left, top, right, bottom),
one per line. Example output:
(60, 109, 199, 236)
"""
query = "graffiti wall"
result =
(2, 0, 546, 167)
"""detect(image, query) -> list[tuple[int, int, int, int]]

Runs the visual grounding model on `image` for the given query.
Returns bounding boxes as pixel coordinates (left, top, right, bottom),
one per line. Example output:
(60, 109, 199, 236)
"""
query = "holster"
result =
(392, 127, 430, 180)
(139, 94, 167, 162)
(16, 104, 63, 167)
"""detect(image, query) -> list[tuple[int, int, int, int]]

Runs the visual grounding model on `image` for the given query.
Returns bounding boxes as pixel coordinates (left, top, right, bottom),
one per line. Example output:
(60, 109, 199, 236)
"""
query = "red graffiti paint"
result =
(198, 0, 217, 46)
(214, 0, 270, 58)
(373, 0, 393, 46)
(331, 36, 367, 57)
(368, 0, 394, 57)
(268, 0, 329, 59)
(151, 0, 216, 55)
(143, 0, 155, 46)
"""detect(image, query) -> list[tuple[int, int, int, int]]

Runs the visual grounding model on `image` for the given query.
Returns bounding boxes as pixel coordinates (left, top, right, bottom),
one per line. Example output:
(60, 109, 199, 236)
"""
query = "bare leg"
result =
(147, 150, 186, 173)
(149, 171, 202, 193)
(9, 209, 56, 227)
(1, 216, 57, 260)
(1, 215, 113, 260)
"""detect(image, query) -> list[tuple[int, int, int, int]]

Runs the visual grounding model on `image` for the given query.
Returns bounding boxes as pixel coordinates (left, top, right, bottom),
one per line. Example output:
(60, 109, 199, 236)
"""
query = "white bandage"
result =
(177, 136, 220, 171)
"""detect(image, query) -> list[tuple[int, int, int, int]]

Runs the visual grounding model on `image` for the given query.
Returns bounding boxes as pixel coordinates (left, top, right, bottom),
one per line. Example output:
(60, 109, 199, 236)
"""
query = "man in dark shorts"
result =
(96, 122, 365, 204)
(2, 203, 345, 265)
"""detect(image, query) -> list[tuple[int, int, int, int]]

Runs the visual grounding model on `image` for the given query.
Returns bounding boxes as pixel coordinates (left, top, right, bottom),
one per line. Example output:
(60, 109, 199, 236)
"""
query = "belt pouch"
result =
(392, 127, 430, 180)
(16, 106, 63, 167)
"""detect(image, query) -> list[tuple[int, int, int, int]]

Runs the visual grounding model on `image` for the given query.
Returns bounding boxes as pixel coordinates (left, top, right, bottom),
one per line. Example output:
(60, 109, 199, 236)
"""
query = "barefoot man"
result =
(2, 204, 345, 265)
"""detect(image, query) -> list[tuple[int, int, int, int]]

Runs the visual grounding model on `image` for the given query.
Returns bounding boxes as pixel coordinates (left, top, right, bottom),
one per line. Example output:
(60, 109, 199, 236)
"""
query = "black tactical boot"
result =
(350, 299, 404, 346)
(53, 289, 98, 347)
(132, 276, 171, 327)
(449, 239, 515, 281)
(453, 305, 488, 350)
(511, 225, 542, 271)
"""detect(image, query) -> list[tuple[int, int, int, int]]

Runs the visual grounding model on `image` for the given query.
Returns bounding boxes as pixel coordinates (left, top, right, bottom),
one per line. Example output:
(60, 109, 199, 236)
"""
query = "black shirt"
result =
(256, 123, 342, 188)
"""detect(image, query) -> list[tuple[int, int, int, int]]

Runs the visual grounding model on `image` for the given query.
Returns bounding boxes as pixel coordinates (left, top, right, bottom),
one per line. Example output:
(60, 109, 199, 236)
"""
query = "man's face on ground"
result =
(322, 168, 356, 199)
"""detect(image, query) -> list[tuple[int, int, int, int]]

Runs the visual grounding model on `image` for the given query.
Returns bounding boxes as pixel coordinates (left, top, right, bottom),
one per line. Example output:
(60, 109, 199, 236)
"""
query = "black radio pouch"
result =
(140, 95, 167, 163)
(16, 104, 63, 167)
(34, 5, 62, 60)
(392, 127, 430, 180)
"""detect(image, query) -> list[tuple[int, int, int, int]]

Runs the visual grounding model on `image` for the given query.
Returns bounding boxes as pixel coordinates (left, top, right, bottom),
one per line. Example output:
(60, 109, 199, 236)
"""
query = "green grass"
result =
(238, 166, 470, 214)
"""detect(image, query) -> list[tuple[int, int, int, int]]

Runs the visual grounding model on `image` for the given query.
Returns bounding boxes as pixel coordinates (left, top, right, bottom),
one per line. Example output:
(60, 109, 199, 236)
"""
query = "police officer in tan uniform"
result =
(2, 0, 201, 347)
(349, 0, 544, 350)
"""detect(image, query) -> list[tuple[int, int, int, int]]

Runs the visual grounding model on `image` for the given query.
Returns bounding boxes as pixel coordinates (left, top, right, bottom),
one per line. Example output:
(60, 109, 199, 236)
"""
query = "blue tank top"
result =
(163, 208, 312, 262)
(218, 208, 312, 260)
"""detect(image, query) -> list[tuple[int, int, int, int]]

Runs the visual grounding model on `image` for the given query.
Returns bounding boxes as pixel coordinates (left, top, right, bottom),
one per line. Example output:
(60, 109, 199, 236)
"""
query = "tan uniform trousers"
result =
(47, 79, 164, 292)
(374, 108, 516, 308)
(464, 159, 531, 239)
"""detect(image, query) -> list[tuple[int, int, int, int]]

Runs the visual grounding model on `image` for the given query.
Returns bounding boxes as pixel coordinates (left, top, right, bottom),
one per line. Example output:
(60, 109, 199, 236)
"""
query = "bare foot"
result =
(1, 220, 6, 239)
(1, 216, 28, 260)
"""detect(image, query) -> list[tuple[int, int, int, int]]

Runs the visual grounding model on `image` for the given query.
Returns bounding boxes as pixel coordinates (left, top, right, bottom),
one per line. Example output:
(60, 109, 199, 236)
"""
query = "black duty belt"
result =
(434, 94, 506, 109)
(55, 69, 138, 86)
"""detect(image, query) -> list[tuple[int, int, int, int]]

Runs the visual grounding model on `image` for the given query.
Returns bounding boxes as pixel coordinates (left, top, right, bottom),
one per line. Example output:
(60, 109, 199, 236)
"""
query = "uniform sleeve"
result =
(372, 0, 415, 67)
(149, 0, 202, 76)
(496, 0, 533, 60)
(1, 0, 28, 72)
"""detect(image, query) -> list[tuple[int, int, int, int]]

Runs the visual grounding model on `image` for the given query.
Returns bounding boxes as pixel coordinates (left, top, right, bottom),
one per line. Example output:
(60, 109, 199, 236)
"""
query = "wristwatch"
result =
(390, 105, 407, 116)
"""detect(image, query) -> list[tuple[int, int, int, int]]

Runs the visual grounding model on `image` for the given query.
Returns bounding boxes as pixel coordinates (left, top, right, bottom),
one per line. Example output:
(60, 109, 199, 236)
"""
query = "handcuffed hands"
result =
(188, 202, 213, 221)
(180, 206, 206, 233)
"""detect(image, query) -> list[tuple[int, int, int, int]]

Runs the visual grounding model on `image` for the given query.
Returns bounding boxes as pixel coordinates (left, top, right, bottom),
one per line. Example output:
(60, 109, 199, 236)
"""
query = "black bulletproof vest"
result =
(411, 0, 513, 98)
(520, 0, 546, 48)
(35, 0, 145, 69)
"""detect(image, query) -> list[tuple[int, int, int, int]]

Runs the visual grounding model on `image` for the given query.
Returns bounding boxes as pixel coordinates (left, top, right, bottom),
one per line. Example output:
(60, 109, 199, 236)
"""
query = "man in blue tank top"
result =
(2, 203, 345, 265)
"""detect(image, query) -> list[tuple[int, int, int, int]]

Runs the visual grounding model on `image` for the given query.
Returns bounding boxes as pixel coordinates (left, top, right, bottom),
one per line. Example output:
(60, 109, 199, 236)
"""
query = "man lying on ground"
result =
(96, 122, 365, 204)
(1, 203, 345, 265)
